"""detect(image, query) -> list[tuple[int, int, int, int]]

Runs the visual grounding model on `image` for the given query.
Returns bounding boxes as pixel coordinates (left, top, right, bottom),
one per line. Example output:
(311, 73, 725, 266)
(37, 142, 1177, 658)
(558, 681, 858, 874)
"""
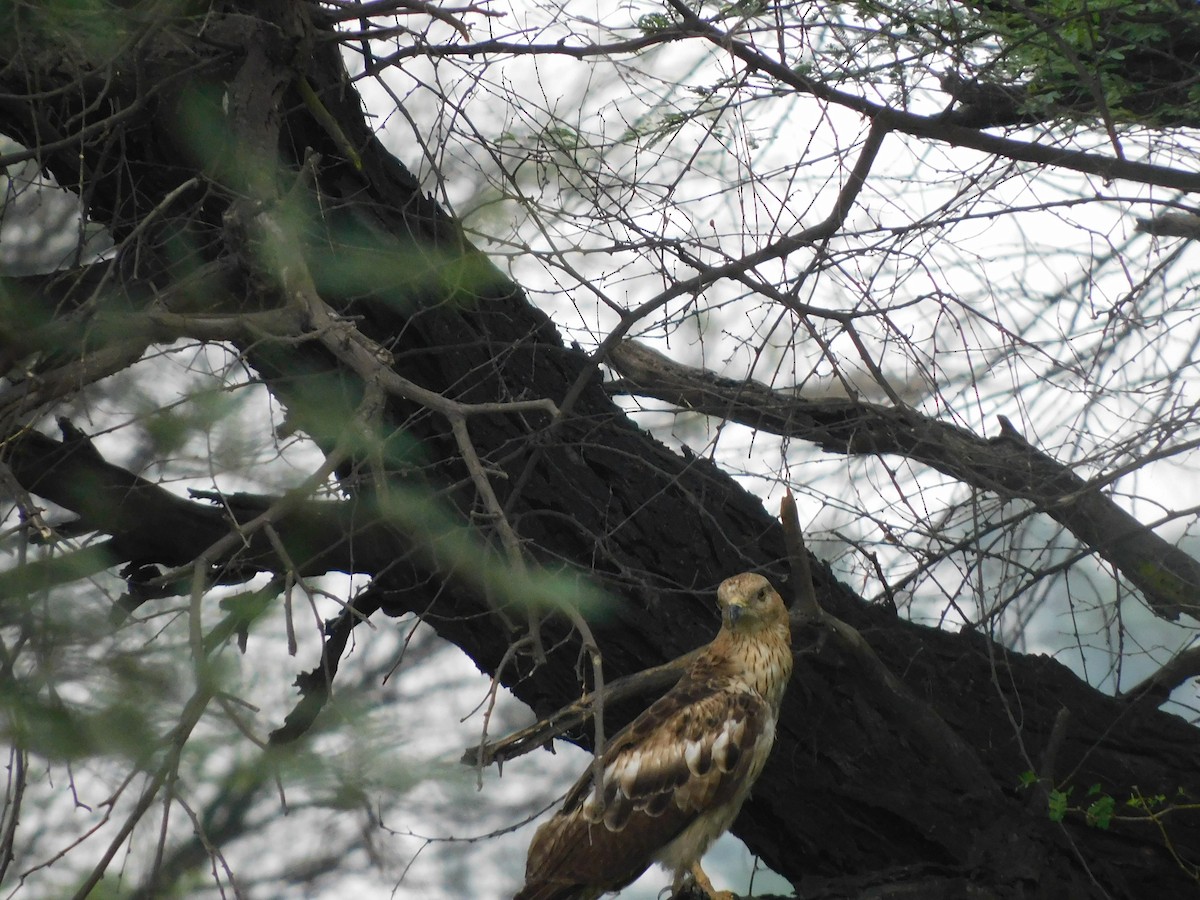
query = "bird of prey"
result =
(515, 572, 792, 900)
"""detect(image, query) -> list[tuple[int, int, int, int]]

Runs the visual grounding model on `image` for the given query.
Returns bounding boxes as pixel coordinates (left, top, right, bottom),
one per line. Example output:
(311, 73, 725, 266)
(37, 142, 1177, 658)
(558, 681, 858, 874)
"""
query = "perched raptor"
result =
(515, 572, 793, 900)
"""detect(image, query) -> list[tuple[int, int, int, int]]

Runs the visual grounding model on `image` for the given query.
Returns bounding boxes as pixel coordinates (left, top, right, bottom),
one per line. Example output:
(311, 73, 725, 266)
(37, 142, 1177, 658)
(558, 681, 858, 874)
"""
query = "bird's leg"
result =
(670, 862, 737, 900)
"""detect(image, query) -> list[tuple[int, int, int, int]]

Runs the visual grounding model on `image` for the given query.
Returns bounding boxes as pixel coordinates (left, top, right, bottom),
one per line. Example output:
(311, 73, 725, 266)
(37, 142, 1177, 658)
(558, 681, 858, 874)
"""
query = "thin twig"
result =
(251, 203, 559, 423)
(1028, 707, 1071, 812)
(84, 177, 200, 308)
(264, 523, 314, 656)
(469, 635, 529, 787)
(0, 746, 27, 885)
(608, 338, 1200, 622)
(462, 649, 699, 768)
(663, 0, 1200, 194)
(70, 687, 214, 900)
(172, 795, 245, 899)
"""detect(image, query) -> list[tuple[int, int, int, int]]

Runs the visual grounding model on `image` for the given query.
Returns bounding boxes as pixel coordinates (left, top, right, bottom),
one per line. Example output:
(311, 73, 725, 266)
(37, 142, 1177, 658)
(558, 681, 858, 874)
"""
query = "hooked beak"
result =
(725, 603, 745, 629)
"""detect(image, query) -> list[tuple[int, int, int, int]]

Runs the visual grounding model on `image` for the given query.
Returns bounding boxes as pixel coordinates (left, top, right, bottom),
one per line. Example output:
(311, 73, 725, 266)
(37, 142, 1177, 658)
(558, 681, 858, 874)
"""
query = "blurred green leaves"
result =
(970, 0, 1200, 126)
(0, 648, 169, 765)
(374, 485, 614, 620)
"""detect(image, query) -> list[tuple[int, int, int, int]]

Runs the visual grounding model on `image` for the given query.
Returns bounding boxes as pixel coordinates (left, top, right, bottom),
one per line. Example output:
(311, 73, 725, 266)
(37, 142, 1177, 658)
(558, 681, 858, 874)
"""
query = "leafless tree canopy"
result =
(2, 2, 1200, 898)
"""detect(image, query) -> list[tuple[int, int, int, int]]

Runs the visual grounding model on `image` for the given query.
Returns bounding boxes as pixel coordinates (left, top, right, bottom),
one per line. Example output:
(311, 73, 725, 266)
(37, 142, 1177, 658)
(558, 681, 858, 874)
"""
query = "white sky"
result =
(4, 1, 1200, 897)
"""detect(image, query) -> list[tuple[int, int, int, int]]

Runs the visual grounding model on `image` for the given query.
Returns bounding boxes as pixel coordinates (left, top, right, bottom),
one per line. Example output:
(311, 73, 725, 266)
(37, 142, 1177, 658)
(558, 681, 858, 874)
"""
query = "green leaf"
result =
(1086, 795, 1115, 829)
(637, 13, 672, 34)
(1048, 788, 1071, 822)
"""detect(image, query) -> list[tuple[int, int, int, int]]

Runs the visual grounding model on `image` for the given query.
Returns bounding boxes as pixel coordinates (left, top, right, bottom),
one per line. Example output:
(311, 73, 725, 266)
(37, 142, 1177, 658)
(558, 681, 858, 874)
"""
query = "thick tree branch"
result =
(3, 6, 1199, 897)
(1125, 645, 1200, 707)
(0, 426, 396, 590)
(608, 338, 1200, 621)
(1136, 212, 1200, 241)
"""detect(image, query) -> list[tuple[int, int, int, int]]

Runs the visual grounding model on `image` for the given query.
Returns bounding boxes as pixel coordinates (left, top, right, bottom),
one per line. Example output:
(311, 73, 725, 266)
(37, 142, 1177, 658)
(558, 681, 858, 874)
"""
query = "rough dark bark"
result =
(1, 4, 1198, 899)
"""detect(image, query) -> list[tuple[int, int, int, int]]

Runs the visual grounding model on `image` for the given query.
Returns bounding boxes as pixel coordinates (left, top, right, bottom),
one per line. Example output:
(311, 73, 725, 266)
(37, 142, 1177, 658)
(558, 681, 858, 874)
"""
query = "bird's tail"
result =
(513, 882, 593, 900)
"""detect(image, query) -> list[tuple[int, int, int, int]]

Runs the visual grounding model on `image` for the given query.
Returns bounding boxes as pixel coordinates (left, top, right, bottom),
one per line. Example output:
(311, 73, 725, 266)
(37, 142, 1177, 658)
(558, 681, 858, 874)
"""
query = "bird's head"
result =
(716, 572, 788, 634)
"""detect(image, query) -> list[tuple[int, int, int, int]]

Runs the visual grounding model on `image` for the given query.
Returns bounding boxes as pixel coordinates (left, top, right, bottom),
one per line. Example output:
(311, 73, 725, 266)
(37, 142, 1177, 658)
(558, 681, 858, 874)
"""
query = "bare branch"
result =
(462, 649, 698, 769)
(665, 0, 1200, 194)
(609, 339, 1200, 621)
(779, 479, 997, 797)
(780, 490, 819, 619)
(1135, 212, 1200, 240)
(1124, 645, 1200, 706)
(248, 204, 560, 424)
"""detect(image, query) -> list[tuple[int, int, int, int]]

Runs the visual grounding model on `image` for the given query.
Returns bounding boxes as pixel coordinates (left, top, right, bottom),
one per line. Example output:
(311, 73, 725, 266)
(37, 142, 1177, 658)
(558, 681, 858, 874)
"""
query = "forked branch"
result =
(609, 338, 1200, 622)
(779, 489, 997, 797)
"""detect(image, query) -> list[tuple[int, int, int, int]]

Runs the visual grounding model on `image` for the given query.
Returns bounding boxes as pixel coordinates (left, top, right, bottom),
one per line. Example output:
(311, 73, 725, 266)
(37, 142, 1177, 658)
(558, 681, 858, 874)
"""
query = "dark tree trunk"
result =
(1, 4, 1197, 898)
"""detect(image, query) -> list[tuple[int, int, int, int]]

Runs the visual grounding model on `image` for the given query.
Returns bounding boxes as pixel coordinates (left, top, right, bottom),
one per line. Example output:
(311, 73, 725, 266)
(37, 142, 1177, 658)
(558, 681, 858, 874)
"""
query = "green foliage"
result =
(1134, 559, 1192, 610)
(976, 0, 1200, 125)
(1048, 786, 1071, 822)
(1021, 776, 1194, 831)
(1128, 790, 1168, 812)
(832, 0, 1200, 128)
(5, 0, 128, 62)
(714, 0, 770, 17)
(374, 486, 614, 619)
(139, 386, 246, 461)
(2, 679, 161, 763)
(1085, 783, 1115, 829)
(619, 91, 729, 149)
(542, 124, 580, 153)
(637, 12, 673, 34)
(1044, 785, 1113, 827)
(205, 583, 279, 653)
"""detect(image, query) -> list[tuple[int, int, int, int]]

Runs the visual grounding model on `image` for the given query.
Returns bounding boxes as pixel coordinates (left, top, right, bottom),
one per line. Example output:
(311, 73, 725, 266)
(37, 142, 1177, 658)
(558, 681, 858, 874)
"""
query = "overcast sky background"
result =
(3, 1, 1200, 897)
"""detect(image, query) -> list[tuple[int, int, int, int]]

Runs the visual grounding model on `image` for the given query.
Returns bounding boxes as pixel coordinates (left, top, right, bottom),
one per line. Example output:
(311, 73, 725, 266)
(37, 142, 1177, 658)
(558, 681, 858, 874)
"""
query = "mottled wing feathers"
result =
(579, 681, 764, 822)
(515, 573, 793, 900)
(518, 677, 770, 899)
